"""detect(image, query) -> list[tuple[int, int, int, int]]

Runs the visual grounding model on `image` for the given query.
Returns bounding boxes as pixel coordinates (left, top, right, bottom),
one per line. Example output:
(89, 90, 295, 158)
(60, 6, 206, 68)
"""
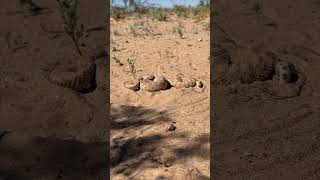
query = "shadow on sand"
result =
(0, 132, 107, 179)
(110, 104, 210, 179)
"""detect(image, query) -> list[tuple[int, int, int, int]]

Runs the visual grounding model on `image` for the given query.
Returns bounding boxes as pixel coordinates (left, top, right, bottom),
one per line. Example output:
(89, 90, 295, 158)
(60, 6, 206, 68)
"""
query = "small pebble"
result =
(196, 80, 203, 88)
(194, 80, 204, 93)
(166, 122, 176, 132)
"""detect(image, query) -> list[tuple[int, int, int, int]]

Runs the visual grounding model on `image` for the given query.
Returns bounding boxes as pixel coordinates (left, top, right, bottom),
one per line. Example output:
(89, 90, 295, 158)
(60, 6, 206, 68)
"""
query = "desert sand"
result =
(110, 14, 210, 179)
(212, 0, 320, 179)
(0, 0, 108, 179)
(4, 0, 320, 179)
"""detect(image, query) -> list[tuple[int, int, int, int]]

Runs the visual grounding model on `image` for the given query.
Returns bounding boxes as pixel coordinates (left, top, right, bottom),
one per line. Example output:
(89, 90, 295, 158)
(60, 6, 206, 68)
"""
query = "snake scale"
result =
(212, 44, 306, 98)
(213, 46, 278, 85)
(44, 49, 108, 92)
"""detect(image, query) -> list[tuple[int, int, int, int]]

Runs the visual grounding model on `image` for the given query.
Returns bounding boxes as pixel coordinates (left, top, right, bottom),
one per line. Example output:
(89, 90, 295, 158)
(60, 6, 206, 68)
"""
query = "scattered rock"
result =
(194, 80, 205, 93)
(166, 122, 176, 132)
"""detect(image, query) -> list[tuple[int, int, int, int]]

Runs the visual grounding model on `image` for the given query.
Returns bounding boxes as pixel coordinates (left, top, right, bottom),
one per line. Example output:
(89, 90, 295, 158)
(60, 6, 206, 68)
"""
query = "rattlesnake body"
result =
(229, 60, 305, 99)
(140, 75, 170, 92)
(125, 75, 202, 92)
(47, 61, 96, 92)
(213, 47, 278, 85)
(213, 45, 305, 98)
(44, 49, 107, 92)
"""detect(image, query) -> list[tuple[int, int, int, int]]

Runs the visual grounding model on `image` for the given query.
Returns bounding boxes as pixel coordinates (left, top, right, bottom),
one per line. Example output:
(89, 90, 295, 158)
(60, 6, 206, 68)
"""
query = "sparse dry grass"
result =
(110, 4, 209, 22)
(57, 0, 84, 55)
(127, 53, 137, 78)
(176, 22, 185, 39)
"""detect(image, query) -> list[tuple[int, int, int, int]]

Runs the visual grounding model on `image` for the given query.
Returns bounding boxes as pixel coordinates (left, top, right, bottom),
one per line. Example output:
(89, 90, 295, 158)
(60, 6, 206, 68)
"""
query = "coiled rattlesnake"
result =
(43, 49, 108, 92)
(213, 47, 278, 85)
(125, 75, 204, 92)
(213, 45, 305, 99)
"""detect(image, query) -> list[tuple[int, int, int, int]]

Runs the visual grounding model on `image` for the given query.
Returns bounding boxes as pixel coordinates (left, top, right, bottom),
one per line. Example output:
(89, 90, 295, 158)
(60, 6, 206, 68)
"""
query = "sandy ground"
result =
(0, 0, 108, 179)
(4, 0, 320, 179)
(212, 0, 320, 179)
(110, 15, 210, 179)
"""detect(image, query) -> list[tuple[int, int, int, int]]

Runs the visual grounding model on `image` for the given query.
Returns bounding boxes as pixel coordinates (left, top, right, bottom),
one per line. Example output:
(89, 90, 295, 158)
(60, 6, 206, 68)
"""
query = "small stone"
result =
(196, 80, 203, 88)
(166, 122, 176, 132)
(194, 80, 204, 93)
